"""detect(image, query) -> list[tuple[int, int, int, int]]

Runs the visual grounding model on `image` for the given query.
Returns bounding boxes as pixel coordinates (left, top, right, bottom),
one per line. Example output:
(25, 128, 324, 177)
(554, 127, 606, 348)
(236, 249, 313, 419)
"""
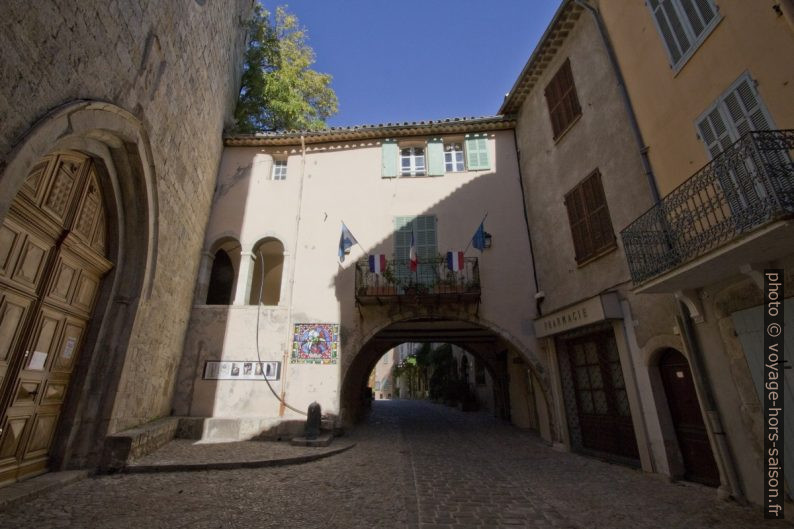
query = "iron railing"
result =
(355, 256, 480, 303)
(621, 130, 794, 284)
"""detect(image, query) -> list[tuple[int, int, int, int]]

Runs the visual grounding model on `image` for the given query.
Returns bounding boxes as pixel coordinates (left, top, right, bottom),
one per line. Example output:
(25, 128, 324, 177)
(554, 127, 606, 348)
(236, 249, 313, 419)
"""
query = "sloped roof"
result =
(498, 0, 584, 115)
(224, 115, 516, 146)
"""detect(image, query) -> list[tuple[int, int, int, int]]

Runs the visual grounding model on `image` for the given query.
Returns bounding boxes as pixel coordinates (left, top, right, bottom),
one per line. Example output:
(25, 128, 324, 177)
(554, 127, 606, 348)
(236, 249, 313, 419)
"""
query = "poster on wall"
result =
(291, 323, 339, 364)
(203, 361, 281, 380)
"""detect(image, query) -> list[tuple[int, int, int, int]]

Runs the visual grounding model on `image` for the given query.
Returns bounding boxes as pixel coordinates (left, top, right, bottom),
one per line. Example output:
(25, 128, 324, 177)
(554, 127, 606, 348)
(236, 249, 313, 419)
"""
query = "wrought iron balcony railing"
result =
(621, 130, 794, 285)
(355, 256, 480, 304)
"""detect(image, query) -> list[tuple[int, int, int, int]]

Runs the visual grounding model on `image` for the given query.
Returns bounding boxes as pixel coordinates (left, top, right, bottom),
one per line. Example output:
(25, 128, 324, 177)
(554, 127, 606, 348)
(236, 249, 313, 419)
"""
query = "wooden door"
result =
(0, 153, 112, 485)
(658, 349, 720, 487)
(567, 330, 639, 462)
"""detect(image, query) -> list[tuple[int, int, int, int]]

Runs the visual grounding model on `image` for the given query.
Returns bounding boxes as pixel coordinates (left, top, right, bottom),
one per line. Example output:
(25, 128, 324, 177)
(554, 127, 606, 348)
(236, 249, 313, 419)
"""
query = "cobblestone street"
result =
(0, 400, 776, 528)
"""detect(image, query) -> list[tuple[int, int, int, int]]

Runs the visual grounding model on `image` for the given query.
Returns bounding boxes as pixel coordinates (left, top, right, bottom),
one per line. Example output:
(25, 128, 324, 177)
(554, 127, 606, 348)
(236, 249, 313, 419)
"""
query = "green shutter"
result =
(393, 216, 437, 288)
(464, 134, 490, 171)
(427, 138, 445, 176)
(382, 139, 398, 177)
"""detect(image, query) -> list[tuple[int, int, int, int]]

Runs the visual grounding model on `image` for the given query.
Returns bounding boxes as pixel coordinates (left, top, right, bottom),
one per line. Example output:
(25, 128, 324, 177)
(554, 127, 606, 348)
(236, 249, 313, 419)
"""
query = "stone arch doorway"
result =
(340, 316, 552, 436)
(0, 101, 156, 475)
(658, 348, 720, 487)
(0, 151, 112, 484)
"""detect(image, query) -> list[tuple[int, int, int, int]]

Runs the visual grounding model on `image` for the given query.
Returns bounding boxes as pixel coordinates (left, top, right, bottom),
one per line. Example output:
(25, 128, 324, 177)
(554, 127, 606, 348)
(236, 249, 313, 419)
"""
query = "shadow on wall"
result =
(325, 137, 549, 431)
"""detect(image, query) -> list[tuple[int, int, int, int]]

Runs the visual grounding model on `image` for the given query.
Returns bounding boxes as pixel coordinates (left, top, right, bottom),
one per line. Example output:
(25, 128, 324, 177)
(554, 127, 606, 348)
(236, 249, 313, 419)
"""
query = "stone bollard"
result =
(305, 402, 321, 440)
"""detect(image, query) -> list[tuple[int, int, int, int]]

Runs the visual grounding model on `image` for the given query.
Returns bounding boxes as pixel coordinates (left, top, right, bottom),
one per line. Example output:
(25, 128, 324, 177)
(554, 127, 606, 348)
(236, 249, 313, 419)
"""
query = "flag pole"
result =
(463, 212, 488, 254)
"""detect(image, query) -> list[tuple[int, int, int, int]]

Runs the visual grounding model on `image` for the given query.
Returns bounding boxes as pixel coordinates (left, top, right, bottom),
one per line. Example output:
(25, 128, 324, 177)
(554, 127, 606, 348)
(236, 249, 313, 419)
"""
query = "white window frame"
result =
(400, 146, 426, 177)
(444, 142, 465, 172)
(646, 0, 721, 73)
(271, 159, 287, 181)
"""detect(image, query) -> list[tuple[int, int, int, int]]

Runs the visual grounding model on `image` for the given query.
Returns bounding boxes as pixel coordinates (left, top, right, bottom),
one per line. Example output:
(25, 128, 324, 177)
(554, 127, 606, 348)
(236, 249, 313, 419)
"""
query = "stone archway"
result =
(339, 314, 554, 438)
(0, 101, 155, 472)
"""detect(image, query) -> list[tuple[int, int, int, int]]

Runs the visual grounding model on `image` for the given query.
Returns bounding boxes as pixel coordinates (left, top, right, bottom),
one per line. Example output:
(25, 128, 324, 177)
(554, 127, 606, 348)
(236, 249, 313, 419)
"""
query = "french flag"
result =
(446, 251, 464, 272)
(409, 232, 417, 272)
(368, 254, 387, 274)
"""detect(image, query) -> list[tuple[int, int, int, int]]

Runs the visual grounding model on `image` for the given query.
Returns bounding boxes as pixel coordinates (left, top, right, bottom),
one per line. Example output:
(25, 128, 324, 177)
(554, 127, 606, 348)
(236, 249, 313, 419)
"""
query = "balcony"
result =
(355, 256, 481, 305)
(621, 130, 794, 292)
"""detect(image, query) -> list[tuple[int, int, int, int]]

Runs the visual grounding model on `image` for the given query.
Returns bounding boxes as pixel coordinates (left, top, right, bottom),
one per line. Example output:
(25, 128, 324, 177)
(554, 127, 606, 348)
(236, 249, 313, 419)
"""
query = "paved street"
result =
(0, 400, 776, 528)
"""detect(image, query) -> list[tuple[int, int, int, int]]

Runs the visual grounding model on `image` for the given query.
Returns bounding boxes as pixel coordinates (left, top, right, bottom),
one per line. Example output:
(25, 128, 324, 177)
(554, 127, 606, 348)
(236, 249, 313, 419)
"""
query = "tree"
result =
(234, 3, 338, 133)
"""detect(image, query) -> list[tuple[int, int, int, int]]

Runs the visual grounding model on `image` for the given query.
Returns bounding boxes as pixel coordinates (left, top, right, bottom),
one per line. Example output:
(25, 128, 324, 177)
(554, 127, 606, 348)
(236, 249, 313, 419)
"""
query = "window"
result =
(271, 159, 287, 180)
(564, 169, 616, 265)
(445, 143, 465, 172)
(695, 74, 779, 215)
(400, 147, 425, 176)
(696, 74, 774, 157)
(648, 0, 719, 70)
(544, 58, 582, 140)
(394, 215, 437, 287)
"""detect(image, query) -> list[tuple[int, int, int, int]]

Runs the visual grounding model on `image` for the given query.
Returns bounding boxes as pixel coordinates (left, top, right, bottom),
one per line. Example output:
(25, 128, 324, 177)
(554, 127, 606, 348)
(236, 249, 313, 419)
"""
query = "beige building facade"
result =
(173, 119, 552, 442)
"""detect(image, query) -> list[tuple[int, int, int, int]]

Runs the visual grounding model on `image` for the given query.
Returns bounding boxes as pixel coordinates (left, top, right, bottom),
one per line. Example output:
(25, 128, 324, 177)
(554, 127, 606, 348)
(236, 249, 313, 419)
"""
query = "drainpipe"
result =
(278, 134, 308, 416)
(676, 300, 744, 502)
(512, 129, 543, 316)
(574, 0, 661, 205)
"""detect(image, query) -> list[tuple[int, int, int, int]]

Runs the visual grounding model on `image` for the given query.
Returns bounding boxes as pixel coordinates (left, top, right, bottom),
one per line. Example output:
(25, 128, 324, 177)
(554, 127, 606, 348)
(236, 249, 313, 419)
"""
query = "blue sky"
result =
(273, 1, 562, 127)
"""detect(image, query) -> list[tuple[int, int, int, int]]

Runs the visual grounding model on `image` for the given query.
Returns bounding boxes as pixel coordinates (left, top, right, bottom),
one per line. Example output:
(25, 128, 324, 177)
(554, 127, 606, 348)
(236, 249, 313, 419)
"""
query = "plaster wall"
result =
(597, 0, 794, 195)
(177, 129, 542, 431)
(513, 12, 681, 474)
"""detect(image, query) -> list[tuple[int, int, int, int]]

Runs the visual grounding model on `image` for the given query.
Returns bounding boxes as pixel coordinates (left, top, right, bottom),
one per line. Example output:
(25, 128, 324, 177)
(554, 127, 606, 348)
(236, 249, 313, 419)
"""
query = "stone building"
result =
(595, 0, 794, 505)
(1, 0, 791, 514)
(502, 0, 690, 478)
(0, 1, 252, 484)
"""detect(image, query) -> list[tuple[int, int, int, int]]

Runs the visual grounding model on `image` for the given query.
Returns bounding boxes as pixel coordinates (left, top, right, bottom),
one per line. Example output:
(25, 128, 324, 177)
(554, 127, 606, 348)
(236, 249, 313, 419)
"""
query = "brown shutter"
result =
(565, 169, 616, 264)
(545, 59, 582, 140)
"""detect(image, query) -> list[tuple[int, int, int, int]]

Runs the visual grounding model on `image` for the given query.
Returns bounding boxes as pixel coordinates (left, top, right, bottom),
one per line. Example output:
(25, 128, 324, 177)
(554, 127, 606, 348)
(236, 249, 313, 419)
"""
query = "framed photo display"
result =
(203, 360, 281, 381)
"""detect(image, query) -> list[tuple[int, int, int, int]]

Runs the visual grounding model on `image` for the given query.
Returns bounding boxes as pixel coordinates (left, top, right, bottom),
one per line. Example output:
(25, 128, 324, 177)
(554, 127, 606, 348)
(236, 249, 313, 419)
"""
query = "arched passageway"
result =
(340, 317, 552, 438)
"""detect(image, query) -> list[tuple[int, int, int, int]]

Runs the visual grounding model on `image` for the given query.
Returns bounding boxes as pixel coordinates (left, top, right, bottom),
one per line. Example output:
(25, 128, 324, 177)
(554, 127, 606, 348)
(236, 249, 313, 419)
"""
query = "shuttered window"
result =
(696, 74, 773, 157)
(464, 134, 490, 171)
(647, 0, 719, 69)
(695, 74, 778, 214)
(394, 216, 437, 287)
(564, 170, 616, 264)
(544, 58, 582, 140)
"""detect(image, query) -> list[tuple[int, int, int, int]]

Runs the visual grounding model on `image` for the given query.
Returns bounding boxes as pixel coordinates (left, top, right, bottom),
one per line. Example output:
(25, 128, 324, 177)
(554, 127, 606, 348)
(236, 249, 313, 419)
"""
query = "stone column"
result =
(233, 251, 255, 305)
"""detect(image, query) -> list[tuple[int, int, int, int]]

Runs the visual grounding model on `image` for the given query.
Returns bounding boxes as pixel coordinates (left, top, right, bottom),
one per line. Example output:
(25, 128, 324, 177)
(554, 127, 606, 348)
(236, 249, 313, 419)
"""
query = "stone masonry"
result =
(0, 0, 253, 465)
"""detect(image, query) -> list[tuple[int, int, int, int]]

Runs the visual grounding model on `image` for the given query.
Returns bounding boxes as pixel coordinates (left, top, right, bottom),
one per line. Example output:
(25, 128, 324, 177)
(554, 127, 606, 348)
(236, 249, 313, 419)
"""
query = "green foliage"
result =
(234, 3, 338, 133)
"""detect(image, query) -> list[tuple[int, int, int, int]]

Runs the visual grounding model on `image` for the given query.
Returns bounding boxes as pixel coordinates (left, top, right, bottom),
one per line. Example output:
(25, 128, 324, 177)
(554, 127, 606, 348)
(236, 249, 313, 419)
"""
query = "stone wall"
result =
(0, 0, 253, 465)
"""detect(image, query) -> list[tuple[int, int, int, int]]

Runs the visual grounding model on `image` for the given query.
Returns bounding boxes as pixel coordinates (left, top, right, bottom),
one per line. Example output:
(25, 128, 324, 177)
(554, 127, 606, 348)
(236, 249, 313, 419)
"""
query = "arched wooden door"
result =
(658, 348, 720, 487)
(0, 152, 112, 485)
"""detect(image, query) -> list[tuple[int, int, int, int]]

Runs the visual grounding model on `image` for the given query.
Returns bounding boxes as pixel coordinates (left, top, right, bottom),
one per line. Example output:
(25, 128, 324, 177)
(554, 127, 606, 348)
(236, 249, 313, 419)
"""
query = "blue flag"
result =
(338, 222, 358, 262)
(472, 221, 486, 252)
